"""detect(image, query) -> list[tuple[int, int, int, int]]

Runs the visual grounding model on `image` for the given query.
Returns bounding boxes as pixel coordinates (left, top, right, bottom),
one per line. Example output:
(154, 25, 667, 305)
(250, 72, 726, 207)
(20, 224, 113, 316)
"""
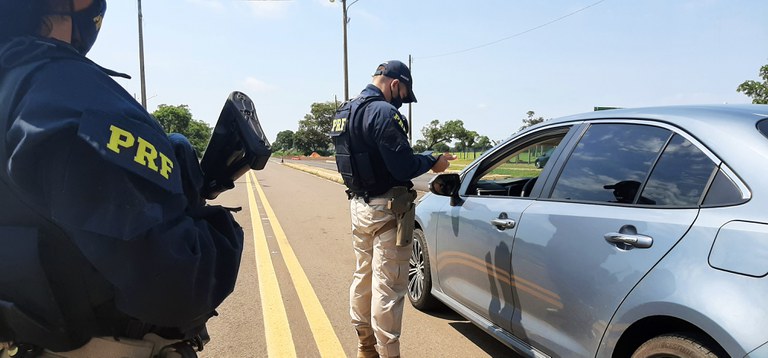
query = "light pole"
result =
(330, 0, 359, 101)
(408, 54, 412, 144)
(137, 0, 147, 109)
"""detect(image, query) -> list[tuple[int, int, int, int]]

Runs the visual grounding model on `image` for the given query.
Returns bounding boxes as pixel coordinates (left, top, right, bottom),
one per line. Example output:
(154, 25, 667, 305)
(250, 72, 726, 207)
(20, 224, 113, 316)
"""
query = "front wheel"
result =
(631, 333, 725, 358)
(408, 228, 439, 311)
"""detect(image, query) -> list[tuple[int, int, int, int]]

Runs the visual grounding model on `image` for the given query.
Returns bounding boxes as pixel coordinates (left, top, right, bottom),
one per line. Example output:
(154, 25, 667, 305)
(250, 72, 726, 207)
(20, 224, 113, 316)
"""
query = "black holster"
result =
(386, 187, 417, 247)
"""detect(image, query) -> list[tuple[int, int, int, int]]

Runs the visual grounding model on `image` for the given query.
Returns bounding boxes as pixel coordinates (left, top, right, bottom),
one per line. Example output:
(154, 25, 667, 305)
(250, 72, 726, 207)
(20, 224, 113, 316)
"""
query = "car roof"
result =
(512, 104, 768, 142)
(549, 104, 768, 127)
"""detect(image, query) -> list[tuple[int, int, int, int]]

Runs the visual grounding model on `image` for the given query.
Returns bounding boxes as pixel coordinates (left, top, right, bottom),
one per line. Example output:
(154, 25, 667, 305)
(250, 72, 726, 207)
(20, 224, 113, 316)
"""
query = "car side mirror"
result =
(429, 173, 463, 206)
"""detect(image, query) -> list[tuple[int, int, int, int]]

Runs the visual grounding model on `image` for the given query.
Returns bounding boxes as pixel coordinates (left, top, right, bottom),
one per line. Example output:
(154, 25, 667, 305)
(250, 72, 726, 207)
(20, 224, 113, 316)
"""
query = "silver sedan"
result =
(408, 104, 768, 358)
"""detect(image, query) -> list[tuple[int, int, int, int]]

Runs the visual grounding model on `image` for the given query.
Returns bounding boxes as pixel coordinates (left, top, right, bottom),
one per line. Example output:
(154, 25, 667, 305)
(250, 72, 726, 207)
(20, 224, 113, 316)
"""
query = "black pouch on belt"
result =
(387, 187, 418, 247)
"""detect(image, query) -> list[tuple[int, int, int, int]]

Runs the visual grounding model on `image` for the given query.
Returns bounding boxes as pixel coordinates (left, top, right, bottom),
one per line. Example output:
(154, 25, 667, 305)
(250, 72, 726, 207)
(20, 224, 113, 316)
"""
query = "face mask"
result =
(389, 82, 403, 109)
(70, 0, 107, 55)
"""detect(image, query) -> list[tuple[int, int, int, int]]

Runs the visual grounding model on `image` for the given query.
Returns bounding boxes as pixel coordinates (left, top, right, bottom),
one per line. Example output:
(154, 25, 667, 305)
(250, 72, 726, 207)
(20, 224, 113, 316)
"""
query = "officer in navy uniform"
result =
(0, 1, 244, 357)
(331, 60, 455, 358)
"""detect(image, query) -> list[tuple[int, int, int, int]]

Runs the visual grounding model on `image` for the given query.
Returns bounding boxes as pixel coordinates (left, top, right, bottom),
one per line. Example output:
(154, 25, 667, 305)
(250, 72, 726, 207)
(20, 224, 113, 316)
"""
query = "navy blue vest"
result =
(331, 95, 382, 194)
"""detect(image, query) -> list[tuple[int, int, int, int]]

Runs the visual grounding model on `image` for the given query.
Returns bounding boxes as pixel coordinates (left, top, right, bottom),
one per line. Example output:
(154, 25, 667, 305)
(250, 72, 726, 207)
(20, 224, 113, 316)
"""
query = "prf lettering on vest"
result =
(106, 125, 174, 179)
(332, 117, 347, 132)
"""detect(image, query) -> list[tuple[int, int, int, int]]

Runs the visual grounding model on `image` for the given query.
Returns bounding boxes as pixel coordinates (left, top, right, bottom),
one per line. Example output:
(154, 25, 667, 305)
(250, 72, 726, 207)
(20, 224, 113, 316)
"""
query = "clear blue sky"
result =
(88, 0, 768, 144)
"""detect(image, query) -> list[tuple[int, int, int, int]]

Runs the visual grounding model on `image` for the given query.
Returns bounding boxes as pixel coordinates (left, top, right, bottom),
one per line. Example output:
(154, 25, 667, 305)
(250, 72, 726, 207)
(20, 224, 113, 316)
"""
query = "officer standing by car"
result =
(331, 60, 455, 358)
(0, 1, 244, 357)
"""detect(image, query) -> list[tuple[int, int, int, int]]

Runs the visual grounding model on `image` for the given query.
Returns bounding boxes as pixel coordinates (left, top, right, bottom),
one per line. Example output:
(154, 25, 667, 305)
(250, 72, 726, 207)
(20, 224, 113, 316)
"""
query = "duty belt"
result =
(345, 188, 397, 203)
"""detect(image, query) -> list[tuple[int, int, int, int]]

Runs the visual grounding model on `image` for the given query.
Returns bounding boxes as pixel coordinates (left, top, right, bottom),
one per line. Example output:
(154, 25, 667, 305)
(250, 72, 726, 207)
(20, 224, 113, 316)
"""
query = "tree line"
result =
(272, 108, 494, 157)
(147, 61, 768, 159)
(271, 104, 550, 157)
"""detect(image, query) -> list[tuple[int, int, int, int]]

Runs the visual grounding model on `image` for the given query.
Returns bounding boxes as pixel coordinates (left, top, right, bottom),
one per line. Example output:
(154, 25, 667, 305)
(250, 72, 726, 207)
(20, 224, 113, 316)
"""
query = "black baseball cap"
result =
(373, 60, 417, 103)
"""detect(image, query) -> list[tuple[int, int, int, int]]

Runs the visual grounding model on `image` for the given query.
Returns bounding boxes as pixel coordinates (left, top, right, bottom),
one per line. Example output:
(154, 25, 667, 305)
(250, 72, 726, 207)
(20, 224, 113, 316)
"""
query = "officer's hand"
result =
(431, 153, 456, 173)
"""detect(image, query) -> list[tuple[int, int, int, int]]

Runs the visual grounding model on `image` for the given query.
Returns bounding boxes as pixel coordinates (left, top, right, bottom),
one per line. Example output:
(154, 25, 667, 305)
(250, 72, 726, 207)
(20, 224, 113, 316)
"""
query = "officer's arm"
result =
(5, 66, 244, 328)
(368, 107, 437, 181)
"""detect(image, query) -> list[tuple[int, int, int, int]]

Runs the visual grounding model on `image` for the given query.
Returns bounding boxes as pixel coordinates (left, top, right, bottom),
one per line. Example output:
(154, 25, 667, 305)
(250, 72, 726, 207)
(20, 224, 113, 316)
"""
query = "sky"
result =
(88, 0, 768, 145)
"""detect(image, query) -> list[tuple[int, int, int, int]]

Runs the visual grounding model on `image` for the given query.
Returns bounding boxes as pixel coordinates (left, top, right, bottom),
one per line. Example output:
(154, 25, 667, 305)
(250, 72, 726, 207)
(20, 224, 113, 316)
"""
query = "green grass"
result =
(446, 152, 541, 178)
(487, 165, 541, 178)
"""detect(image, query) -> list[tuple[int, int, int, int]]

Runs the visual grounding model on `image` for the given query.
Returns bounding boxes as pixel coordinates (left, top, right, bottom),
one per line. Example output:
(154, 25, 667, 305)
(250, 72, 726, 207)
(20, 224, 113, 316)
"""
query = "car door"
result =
(509, 121, 719, 357)
(434, 125, 574, 333)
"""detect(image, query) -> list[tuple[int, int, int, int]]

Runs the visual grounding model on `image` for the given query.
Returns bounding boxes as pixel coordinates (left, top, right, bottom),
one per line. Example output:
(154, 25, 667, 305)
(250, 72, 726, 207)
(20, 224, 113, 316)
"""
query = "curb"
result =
(281, 162, 344, 185)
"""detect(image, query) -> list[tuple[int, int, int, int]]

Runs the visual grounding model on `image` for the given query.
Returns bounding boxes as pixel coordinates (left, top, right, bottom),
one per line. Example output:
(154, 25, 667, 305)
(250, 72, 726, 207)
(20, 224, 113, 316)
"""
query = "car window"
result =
(640, 134, 717, 206)
(551, 123, 670, 203)
(468, 131, 565, 198)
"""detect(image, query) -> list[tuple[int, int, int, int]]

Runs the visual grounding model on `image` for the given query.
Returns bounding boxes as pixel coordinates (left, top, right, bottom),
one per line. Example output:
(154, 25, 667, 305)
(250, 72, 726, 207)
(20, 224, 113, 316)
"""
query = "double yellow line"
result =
(245, 171, 345, 357)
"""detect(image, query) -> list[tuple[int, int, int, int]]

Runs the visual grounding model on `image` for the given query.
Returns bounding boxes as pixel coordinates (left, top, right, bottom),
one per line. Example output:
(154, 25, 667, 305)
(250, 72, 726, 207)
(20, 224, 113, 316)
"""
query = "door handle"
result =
(604, 232, 653, 249)
(490, 212, 516, 230)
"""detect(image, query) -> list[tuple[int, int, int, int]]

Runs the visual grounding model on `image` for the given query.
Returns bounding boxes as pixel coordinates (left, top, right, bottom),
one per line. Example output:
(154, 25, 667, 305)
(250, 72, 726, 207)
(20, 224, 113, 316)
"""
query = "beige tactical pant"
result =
(349, 195, 412, 358)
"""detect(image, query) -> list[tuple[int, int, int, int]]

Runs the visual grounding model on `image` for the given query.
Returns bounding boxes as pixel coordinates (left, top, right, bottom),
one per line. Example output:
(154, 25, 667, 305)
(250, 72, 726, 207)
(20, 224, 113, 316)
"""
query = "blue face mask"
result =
(70, 0, 107, 55)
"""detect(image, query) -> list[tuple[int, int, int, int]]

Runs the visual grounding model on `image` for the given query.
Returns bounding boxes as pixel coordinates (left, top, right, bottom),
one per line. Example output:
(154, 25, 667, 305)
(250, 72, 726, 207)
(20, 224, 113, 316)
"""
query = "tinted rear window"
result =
(641, 134, 716, 206)
(551, 124, 670, 203)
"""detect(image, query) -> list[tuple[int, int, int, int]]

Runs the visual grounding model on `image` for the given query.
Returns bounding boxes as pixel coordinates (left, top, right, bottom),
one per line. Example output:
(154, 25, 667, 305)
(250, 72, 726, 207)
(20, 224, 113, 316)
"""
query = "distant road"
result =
(280, 157, 438, 192)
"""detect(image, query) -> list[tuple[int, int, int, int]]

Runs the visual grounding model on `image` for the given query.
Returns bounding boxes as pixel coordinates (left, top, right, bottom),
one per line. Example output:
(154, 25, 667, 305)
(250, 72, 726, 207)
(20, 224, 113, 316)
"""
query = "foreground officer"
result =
(0, 1, 244, 357)
(331, 60, 455, 358)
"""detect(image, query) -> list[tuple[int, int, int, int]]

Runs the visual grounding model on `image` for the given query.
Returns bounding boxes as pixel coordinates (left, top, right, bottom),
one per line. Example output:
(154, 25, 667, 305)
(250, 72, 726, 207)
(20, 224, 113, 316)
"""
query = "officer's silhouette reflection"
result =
(603, 180, 656, 205)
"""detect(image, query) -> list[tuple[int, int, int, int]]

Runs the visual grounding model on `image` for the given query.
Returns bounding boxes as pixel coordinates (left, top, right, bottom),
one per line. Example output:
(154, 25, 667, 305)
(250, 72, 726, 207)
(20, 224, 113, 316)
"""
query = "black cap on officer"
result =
(0, 0, 106, 55)
(373, 60, 417, 103)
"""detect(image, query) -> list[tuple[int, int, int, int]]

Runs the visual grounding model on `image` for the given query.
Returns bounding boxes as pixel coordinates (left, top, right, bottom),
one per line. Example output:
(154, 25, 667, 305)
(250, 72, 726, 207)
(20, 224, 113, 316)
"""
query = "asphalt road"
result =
(198, 160, 517, 357)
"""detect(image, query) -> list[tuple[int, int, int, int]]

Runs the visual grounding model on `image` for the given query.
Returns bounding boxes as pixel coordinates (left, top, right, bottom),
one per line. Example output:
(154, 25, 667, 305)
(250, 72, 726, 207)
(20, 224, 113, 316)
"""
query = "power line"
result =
(419, 0, 608, 60)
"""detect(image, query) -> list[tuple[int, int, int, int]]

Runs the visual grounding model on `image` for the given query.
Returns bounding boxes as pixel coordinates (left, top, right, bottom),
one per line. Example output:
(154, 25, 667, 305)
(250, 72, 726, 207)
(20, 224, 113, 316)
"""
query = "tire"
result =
(408, 228, 439, 311)
(631, 333, 724, 358)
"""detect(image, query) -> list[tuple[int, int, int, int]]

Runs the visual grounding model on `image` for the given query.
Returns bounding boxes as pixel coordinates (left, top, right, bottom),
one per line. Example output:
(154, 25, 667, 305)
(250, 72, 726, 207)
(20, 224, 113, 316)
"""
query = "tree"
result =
(185, 120, 213, 156)
(273, 130, 295, 152)
(519, 110, 545, 131)
(737, 63, 768, 104)
(456, 129, 479, 158)
(442, 120, 467, 139)
(420, 120, 449, 150)
(420, 119, 466, 150)
(412, 140, 428, 154)
(476, 135, 492, 151)
(456, 129, 478, 149)
(295, 101, 337, 155)
(152, 104, 212, 157)
(154, 104, 192, 133)
(432, 142, 450, 153)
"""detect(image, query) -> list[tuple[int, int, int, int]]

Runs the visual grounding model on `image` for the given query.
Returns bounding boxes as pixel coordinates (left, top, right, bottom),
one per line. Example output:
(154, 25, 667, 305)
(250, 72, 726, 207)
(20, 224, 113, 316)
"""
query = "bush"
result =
(271, 150, 303, 157)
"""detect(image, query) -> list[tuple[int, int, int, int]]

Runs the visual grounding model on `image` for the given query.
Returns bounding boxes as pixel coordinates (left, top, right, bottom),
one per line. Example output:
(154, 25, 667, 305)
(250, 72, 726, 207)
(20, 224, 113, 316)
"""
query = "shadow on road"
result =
(422, 306, 524, 357)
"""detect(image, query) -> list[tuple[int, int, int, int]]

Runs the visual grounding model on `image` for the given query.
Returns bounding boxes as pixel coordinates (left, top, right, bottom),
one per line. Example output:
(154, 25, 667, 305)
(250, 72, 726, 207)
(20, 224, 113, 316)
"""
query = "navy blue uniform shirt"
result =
(0, 37, 244, 330)
(356, 84, 436, 188)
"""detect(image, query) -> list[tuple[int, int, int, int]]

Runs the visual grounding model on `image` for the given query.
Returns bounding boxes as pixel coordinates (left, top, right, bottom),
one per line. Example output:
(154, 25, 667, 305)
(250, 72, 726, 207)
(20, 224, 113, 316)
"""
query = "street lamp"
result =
(330, 0, 360, 101)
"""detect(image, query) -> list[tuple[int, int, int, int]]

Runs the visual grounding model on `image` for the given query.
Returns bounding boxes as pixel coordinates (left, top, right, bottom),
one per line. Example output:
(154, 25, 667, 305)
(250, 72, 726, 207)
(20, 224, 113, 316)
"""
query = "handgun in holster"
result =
(386, 186, 418, 247)
(199, 91, 271, 200)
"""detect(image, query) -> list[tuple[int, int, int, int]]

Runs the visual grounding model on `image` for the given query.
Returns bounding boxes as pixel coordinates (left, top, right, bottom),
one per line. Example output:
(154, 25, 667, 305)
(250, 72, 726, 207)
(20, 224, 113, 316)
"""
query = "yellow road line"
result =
(245, 172, 297, 357)
(251, 171, 347, 358)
